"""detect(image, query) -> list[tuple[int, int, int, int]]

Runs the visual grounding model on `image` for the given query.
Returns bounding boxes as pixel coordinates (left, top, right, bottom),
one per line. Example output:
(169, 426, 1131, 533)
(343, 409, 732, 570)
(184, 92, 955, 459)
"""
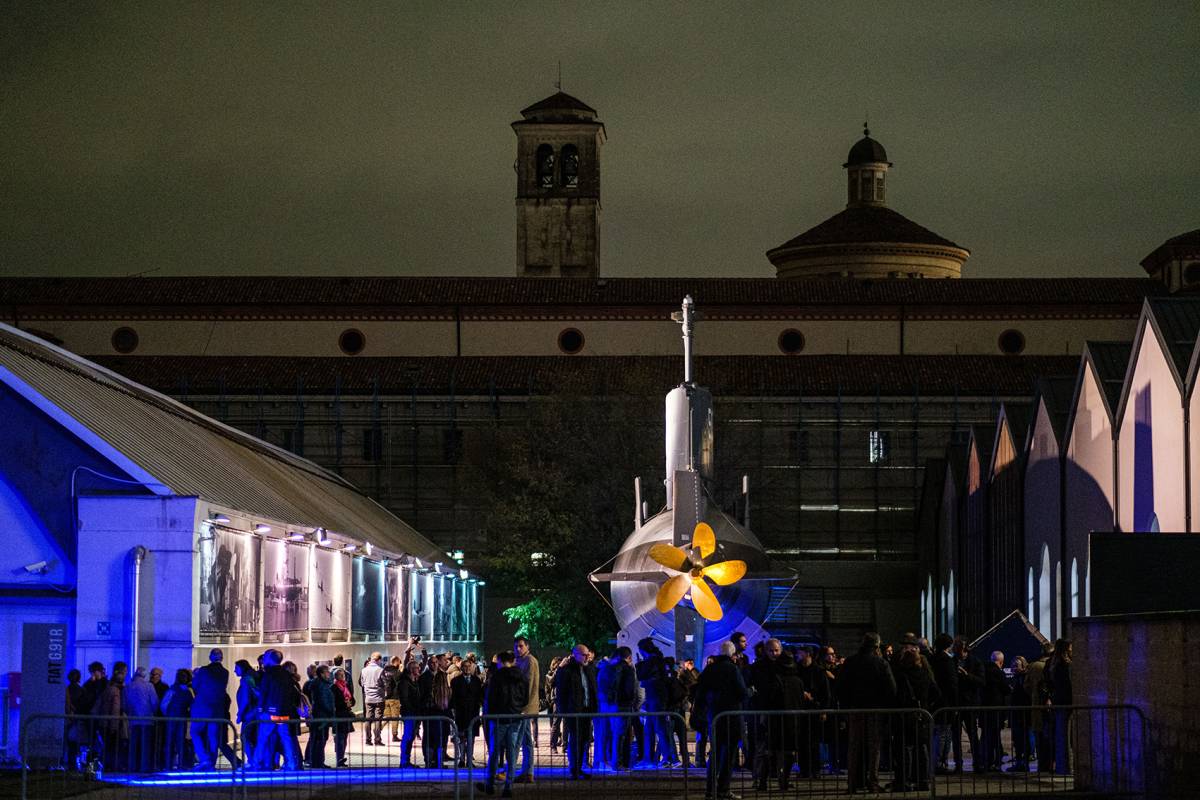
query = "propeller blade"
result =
(648, 543, 689, 571)
(655, 573, 692, 613)
(692, 522, 716, 560)
(702, 560, 747, 586)
(690, 577, 724, 621)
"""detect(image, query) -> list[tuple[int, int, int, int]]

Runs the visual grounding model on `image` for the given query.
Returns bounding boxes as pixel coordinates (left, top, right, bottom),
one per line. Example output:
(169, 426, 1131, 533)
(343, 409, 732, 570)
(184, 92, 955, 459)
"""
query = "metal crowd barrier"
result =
(17, 704, 1148, 799)
(710, 707, 937, 798)
(930, 703, 1148, 798)
(465, 711, 691, 798)
(20, 712, 241, 800)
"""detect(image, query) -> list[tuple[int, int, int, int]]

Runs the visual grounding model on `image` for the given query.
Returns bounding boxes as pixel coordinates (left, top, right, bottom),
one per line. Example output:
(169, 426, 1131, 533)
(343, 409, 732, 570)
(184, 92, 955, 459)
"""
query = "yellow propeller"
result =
(650, 521, 747, 621)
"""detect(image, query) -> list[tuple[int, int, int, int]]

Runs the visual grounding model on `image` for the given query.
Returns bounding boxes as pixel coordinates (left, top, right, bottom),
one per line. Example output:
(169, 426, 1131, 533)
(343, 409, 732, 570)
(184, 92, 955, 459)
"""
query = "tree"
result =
(474, 389, 662, 653)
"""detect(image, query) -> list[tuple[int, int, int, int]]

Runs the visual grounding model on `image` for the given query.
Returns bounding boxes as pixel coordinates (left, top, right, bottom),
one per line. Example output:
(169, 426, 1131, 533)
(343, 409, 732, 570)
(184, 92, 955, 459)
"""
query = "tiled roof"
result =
(0, 276, 1163, 309)
(0, 324, 445, 561)
(90, 354, 1079, 399)
(768, 205, 965, 252)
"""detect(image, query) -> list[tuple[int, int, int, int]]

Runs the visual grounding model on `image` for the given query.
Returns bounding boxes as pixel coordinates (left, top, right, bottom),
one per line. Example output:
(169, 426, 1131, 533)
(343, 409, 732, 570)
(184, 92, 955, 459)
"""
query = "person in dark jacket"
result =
(553, 644, 599, 778)
(160, 669, 194, 770)
(451, 659, 485, 767)
(929, 633, 959, 772)
(234, 660, 259, 757)
(1047, 639, 1073, 775)
(891, 647, 942, 791)
(331, 668, 356, 767)
(191, 648, 241, 770)
(635, 638, 677, 766)
(1007, 655, 1032, 772)
(307, 666, 336, 768)
(699, 640, 750, 800)
(981, 650, 1010, 771)
(395, 658, 424, 767)
(766, 651, 814, 791)
(839, 632, 897, 793)
(953, 638, 985, 773)
(252, 649, 302, 771)
(477, 651, 528, 797)
(792, 647, 829, 780)
(596, 646, 637, 770)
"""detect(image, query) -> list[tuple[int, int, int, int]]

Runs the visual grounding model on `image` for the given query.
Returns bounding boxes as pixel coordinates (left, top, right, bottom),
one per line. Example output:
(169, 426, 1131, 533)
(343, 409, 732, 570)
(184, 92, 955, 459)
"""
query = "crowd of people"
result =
(59, 630, 1077, 800)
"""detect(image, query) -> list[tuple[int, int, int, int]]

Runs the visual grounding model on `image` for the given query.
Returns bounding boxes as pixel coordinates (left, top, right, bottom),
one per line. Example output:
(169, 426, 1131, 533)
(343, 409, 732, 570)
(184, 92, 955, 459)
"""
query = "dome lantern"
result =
(844, 123, 892, 207)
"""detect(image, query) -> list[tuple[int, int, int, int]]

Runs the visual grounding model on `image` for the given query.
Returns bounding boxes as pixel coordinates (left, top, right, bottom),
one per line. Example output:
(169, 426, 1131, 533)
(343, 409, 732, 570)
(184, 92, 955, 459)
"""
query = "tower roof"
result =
(519, 91, 598, 122)
(844, 125, 891, 166)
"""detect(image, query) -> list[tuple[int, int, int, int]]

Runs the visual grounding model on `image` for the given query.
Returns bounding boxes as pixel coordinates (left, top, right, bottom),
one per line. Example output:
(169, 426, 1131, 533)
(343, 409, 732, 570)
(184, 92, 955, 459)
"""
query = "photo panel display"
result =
(464, 582, 477, 640)
(263, 539, 309, 641)
(434, 574, 453, 640)
(385, 564, 410, 639)
(352, 556, 384, 636)
(453, 579, 468, 640)
(311, 547, 350, 640)
(198, 527, 260, 638)
(410, 571, 432, 639)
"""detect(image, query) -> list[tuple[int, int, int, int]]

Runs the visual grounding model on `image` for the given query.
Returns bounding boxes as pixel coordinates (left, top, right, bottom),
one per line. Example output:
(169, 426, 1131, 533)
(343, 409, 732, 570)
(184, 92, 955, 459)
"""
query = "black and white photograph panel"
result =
(385, 564, 408, 640)
(352, 556, 383, 636)
(410, 570, 432, 639)
(263, 539, 309, 640)
(198, 527, 260, 637)
(311, 546, 350, 638)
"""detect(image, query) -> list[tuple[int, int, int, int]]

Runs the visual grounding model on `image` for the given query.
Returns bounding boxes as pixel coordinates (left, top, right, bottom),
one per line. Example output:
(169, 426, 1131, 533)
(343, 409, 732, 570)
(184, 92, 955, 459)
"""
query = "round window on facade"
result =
(111, 327, 139, 354)
(339, 328, 366, 355)
(998, 329, 1026, 355)
(778, 329, 805, 355)
(558, 328, 585, 355)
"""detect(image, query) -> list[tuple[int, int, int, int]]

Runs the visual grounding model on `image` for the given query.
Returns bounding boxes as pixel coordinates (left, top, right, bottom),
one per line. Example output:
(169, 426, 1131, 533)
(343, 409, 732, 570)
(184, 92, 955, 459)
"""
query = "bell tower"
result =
(512, 91, 604, 277)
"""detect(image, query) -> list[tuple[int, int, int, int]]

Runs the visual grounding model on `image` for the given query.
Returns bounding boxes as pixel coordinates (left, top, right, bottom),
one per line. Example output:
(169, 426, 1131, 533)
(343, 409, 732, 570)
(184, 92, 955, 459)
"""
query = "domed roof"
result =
(844, 125, 890, 166)
(769, 204, 964, 252)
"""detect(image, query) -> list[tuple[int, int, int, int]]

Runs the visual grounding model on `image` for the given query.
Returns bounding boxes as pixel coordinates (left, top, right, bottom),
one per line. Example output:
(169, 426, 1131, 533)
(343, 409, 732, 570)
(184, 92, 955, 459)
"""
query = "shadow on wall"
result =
(1133, 385, 1156, 533)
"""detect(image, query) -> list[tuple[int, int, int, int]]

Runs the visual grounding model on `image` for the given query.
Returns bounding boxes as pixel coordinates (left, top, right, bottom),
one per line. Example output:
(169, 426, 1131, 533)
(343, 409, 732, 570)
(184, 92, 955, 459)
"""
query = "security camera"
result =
(14, 561, 50, 575)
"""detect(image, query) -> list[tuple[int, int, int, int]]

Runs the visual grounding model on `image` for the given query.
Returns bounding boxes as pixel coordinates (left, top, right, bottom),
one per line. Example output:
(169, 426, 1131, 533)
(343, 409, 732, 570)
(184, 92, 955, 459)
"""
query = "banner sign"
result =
(21, 622, 68, 765)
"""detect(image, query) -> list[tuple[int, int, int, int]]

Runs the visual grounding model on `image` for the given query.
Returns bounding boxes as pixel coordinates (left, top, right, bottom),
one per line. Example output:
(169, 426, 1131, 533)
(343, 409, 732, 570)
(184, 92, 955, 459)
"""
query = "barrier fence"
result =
(464, 711, 690, 798)
(929, 704, 1148, 798)
(16, 704, 1147, 799)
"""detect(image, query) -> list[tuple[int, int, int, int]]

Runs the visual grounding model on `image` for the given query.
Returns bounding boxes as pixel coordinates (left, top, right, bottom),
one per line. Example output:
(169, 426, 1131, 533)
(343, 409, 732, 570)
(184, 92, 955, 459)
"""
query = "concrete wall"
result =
(1073, 611, 1200, 799)
(1118, 329, 1187, 533)
(1024, 399, 1062, 640)
(29, 312, 1139, 359)
(76, 495, 200, 674)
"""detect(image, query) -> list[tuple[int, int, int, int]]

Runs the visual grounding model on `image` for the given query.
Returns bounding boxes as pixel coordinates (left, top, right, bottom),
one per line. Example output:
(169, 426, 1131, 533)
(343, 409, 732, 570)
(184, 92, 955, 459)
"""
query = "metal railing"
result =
(710, 707, 937, 798)
(464, 710, 691, 798)
(930, 703, 1148, 798)
(16, 704, 1147, 799)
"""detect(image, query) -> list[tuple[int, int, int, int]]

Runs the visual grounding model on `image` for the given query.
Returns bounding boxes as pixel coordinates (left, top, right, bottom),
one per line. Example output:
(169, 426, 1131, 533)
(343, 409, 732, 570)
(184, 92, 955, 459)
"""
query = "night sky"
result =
(3, 3, 1197, 280)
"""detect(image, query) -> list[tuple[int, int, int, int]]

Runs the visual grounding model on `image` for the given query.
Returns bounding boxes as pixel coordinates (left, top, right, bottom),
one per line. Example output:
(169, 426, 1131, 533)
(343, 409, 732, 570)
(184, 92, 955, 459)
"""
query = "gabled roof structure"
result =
(1116, 297, 1200, 421)
(1025, 375, 1077, 452)
(1064, 341, 1133, 448)
(0, 323, 444, 561)
(990, 401, 1031, 478)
